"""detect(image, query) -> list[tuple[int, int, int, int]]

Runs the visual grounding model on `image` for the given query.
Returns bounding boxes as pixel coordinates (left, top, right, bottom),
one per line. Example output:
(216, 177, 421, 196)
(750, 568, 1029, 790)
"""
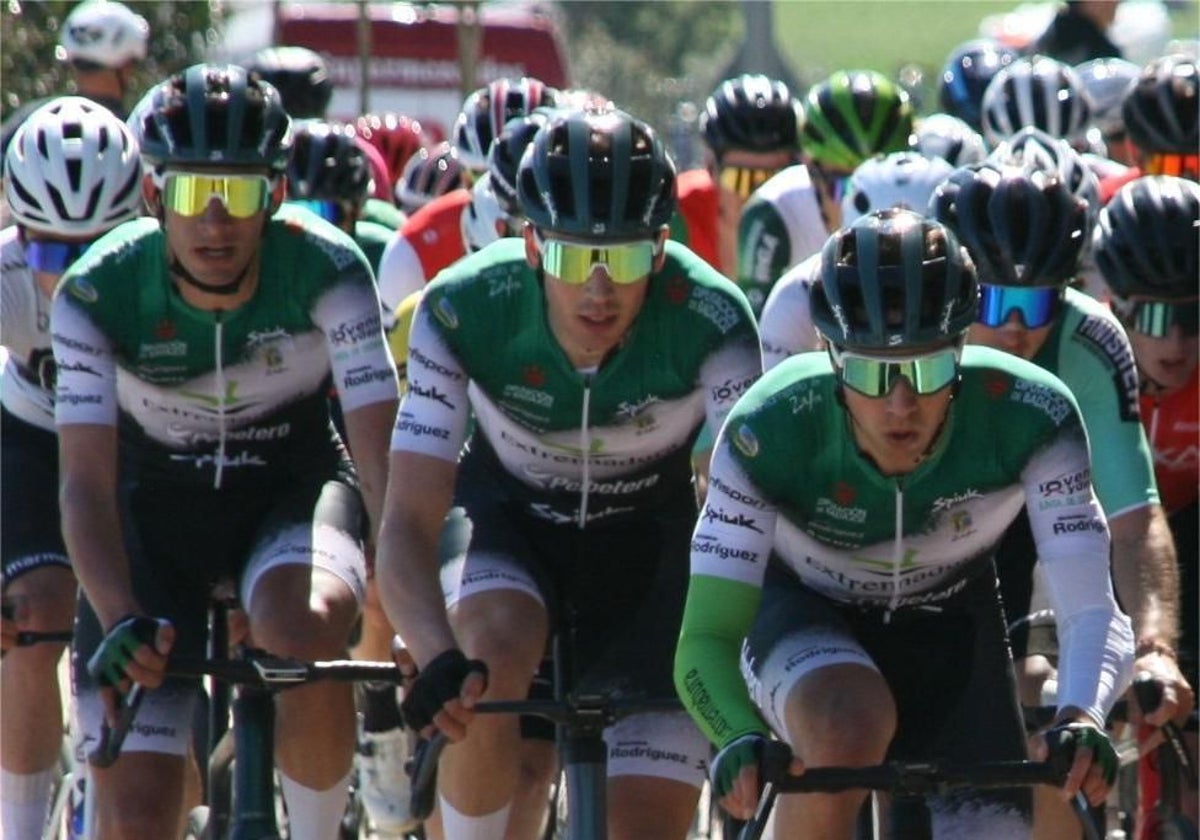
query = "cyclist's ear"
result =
(266, 174, 287, 216)
(652, 225, 670, 272)
(523, 222, 540, 269)
(141, 172, 163, 221)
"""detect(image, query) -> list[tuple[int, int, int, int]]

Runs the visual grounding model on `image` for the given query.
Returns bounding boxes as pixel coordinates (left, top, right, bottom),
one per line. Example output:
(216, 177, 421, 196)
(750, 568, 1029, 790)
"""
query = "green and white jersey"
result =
(676, 347, 1133, 745)
(758, 280, 1158, 518)
(52, 206, 398, 489)
(392, 238, 762, 527)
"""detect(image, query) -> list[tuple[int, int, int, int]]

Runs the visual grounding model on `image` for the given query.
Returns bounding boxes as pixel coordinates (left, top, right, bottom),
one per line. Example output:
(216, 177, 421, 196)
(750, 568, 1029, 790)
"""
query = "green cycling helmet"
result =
(132, 63, 293, 172)
(800, 70, 915, 173)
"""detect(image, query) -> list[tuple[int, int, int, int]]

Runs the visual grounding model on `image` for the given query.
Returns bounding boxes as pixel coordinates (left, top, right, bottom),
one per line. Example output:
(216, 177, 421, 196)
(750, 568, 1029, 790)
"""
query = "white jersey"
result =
(758, 252, 822, 371)
(1, 226, 56, 431)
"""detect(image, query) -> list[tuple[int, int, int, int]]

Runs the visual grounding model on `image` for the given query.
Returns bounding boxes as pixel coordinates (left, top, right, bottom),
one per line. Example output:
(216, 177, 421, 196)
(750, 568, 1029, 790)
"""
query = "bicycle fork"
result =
(231, 686, 281, 840)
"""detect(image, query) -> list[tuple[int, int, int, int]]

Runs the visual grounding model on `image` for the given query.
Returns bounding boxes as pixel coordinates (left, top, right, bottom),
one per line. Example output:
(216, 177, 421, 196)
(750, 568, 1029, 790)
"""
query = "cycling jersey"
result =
(1, 226, 56, 432)
(376, 188, 471, 314)
(674, 169, 722, 271)
(676, 346, 1133, 747)
(52, 205, 399, 490)
(759, 279, 1158, 518)
(391, 237, 760, 526)
(735, 164, 829, 315)
(354, 218, 395, 275)
(1142, 370, 1199, 516)
(361, 197, 406, 231)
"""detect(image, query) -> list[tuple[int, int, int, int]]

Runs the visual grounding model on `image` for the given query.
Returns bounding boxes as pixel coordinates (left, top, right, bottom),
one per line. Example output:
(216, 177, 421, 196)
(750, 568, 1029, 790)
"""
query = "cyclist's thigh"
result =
(608, 772, 700, 840)
(2, 410, 72, 596)
(239, 475, 368, 616)
(742, 560, 882, 744)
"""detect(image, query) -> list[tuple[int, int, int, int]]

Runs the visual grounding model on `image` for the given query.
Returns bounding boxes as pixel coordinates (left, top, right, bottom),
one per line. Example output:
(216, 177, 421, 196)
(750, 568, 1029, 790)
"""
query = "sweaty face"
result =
(1129, 325, 1199, 395)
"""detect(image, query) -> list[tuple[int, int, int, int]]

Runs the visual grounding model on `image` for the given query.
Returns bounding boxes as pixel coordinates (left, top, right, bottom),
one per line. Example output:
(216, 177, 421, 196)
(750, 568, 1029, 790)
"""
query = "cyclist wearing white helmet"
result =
(980, 55, 1093, 149)
(460, 173, 517, 255)
(1075, 57, 1141, 165)
(756, 151, 954, 370)
(911, 113, 988, 169)
(1, 0, 150, 156)
(1, 96, 142, 840)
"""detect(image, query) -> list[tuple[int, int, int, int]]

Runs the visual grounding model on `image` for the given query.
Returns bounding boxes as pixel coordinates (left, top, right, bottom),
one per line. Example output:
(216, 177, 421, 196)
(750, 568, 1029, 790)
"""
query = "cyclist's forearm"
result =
(61, 481, 138, 629)
(1110, 504, 1179, 647)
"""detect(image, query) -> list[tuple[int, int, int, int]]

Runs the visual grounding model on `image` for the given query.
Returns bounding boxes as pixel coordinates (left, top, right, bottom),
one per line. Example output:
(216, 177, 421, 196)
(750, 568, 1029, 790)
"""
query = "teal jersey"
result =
(361, 197, 406, 231)
(676, 347, 1131, 745)
(354, 218, 395, 276)
(52, 205, 398, 489)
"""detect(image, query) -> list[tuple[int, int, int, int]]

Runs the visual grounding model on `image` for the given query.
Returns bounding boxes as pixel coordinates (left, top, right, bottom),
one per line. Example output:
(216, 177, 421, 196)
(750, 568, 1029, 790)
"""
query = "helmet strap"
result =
(169, 254, 254, 297)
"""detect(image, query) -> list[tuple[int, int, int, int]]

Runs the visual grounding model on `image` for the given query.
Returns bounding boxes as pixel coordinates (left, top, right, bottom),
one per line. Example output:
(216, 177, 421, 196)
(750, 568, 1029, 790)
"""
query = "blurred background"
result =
(3, 0, 1197, 169)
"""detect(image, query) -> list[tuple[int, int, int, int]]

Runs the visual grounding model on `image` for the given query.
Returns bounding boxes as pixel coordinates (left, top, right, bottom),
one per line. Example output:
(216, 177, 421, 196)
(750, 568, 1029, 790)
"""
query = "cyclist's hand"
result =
(399, 648, 488, 741)
(1039, 719, 1118, 806)
(87, 614, 174, 725)
(1130, 656, 1195, 732)
(710, 734, 804, 821)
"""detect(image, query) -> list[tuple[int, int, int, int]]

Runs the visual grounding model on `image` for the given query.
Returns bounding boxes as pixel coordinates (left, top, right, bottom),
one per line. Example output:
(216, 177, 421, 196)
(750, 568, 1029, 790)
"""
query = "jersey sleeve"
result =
(676, 437, 779, 748)
(697, 337, 762, 441)
(736, 197, 794, 316)
(389, 300, 471, 462)
(758, 255, 822, 371)
(1023, 417, 1135, 725)
(51, 288, 119, 427)
(312, 278, 399, 412)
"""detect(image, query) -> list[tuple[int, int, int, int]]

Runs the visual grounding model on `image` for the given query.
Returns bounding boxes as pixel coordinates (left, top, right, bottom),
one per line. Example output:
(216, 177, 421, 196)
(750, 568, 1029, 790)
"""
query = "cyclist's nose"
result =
(883, 377, 918, 414)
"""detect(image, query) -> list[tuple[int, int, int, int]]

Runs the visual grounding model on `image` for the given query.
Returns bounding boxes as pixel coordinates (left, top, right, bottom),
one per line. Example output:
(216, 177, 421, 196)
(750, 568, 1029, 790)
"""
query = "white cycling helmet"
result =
(1075, 57, 1140, 137)
(4, 96, 142, 237)
(460, 174, 513, 254)
(58, 1, 149, 69)
(911, 113, 987, 169)
(840, 151, 955, 224)
(986, 126, 1100, 229)
(980, 56, 1091, 146)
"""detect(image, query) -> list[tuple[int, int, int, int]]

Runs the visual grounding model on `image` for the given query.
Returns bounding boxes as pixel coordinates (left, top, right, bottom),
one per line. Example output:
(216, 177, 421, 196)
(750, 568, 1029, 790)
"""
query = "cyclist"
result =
(354, 112, 432, 196)
(460, 174, 518, 255)
(757, 151, 954, 369)
(51, 64, 398, 840)
(1074, 57, 1141, 167)
(375, 106, 761, 840)
(676, 208, 1134, 837)
(1093, 175, 1199, 834)
(0, 96, 142, 840)
(980, 55, 1093, 150)
(1028, 0, 1123, 65)
(911, 113, 988, 169)
(737, 70, 915, 315)
(675, 74, 803, 282)
(938, 38, 1019, 132)
(244, 45, 333, 121)
(393, 142, 467, 218)
(1100, 54, 1199, 201)
(0, 0, 150, 154)
(376, 77, 556, 314)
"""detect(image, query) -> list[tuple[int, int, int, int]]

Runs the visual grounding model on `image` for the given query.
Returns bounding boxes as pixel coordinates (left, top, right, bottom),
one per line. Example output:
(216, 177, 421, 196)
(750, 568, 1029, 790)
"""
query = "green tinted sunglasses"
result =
(830, 345, 961, 397)
(536, 231, 658, 285)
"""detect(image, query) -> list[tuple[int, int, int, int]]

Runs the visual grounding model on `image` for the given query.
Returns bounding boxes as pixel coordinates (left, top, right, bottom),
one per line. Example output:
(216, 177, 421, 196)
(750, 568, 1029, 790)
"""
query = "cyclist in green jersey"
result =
(676, 209, 1133, 838)
(52, 64, 398, 840)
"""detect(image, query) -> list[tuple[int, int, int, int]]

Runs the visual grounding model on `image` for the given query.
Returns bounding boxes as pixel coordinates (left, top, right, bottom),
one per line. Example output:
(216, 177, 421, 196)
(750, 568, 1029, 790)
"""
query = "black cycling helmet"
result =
(810, 208, 978, 349)
(133, 63, 293, 172)
(488, 109, 553, 218)
(244, 46, 333, 120)
(1122, 54, 1199, 155)
(453, 77, 558, 172)
(700, 74, 802, 159)
(1094, 176, 1200, 302)
(937, 39, 1019, 131)
(930, 163, 1089, 288)
(286, 120, 370, 206)
(517, 108, 677, 241)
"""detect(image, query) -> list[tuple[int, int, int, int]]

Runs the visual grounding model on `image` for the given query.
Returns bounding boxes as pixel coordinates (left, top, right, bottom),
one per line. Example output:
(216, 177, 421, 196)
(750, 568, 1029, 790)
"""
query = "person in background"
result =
(979, 55, 1093, 150)
(1030, 1, 1123, 65)
(1, 0, 150, 155)
(938, 38, 1019, 133)
(244, 45, 333, 121)
(675, 74, 803, 284)
(1, 95, 143, 840)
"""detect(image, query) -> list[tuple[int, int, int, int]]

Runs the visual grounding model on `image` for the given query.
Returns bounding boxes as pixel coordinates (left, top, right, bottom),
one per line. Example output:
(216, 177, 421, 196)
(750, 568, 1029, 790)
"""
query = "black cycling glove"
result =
(400, 649, 489, 732)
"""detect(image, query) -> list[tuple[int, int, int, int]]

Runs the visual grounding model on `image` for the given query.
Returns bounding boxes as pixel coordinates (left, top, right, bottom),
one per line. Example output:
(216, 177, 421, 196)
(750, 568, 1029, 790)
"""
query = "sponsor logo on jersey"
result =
(709, 474, 766, 509)
(1052, 514, 1106, 535)
(1039, 469, 1091, 498)
(703, 505, 764, 532)
(432, 296, 459, 330)
(748, 226, 781, 286)
(394, 414, 451, 440)
(52, 332, 103, 356)
(410, 346, 462, 380)
(304, 230, 359, 270)
(246, 326, 288, 350)
(521, 466, 661, 495)
(1075, 314, 1140, 422)
(815, 496, 867, 523)
(166, 421, 291, 446)
(690, 535, 757, 563)
(680, 666, 733, 740)
(710, 377, 755, 404)
(614, 393, 659, 425)
(688, 286, 741, 334)
(502, 383, 553, 408)
(788, 385, 822, 414)
(169, 450, 267, 470)
(665, 274, 689, 305)
(487, 274, 522, 297)
(342, 366, 395, 390)
(950, 510, 975, 540)
(56, 359, 100, 378)
(155, 319, 177, 340)
(526, 502, 633, 525)
(930, 488, 982, 513)
(522, 365, 546, 387)
(731, 424, 759, 458)
(56, 392, 103, 406)
(832, 481, 856, 507)
(410, 381, 455, 409)
(329, 314, 382, 347)
(1010, 379, 1071, 425)
(138, 340, 187, 359)
(608, 739, 691, 768)
(65, 277, 98, 303)
(983, 370, 1011, 398)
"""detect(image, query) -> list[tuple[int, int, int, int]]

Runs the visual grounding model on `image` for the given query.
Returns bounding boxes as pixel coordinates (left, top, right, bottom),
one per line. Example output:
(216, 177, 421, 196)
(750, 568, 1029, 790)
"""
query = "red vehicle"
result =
(221, 2, 571, 138)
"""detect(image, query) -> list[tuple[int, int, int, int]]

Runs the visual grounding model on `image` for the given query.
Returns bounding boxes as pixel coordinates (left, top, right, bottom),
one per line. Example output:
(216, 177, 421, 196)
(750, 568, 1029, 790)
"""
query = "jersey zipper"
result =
(213, 311, 227, 490)
(886, 479, 904, 622)
(577, 374, 593, 529)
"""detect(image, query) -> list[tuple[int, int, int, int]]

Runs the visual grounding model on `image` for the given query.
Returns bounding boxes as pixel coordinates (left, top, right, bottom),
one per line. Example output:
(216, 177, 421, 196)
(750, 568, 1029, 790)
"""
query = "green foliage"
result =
(1, 0, 217, 122)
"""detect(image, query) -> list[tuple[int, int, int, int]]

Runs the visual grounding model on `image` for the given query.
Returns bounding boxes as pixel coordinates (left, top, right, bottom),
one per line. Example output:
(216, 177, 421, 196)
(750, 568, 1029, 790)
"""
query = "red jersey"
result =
(674, 168, 721, 271)
(377, 188, 471, 311)
(1142, 369, 1199, 515)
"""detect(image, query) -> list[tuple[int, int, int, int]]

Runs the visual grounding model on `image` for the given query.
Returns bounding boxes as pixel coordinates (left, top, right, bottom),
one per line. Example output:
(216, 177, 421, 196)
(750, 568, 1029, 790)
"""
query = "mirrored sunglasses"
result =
(718, 165, 779, 200)
(24, 239, 95, 274)
(1144, 153, 1200, 180)
(1126, 300, 1199, 338)
(536, 232, 657, 285)
(163, 173, 273, 219)
(831, 345, 961, 397)
(291, 199, 346, 225)
(978, 285, 1062, 329)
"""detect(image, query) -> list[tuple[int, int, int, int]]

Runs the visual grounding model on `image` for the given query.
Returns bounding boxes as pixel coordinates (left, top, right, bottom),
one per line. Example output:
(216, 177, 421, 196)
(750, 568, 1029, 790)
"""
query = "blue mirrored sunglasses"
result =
(290, 199, 346, 225)
(24, 239, 95, 274)
(977, 285, 1061, 329)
